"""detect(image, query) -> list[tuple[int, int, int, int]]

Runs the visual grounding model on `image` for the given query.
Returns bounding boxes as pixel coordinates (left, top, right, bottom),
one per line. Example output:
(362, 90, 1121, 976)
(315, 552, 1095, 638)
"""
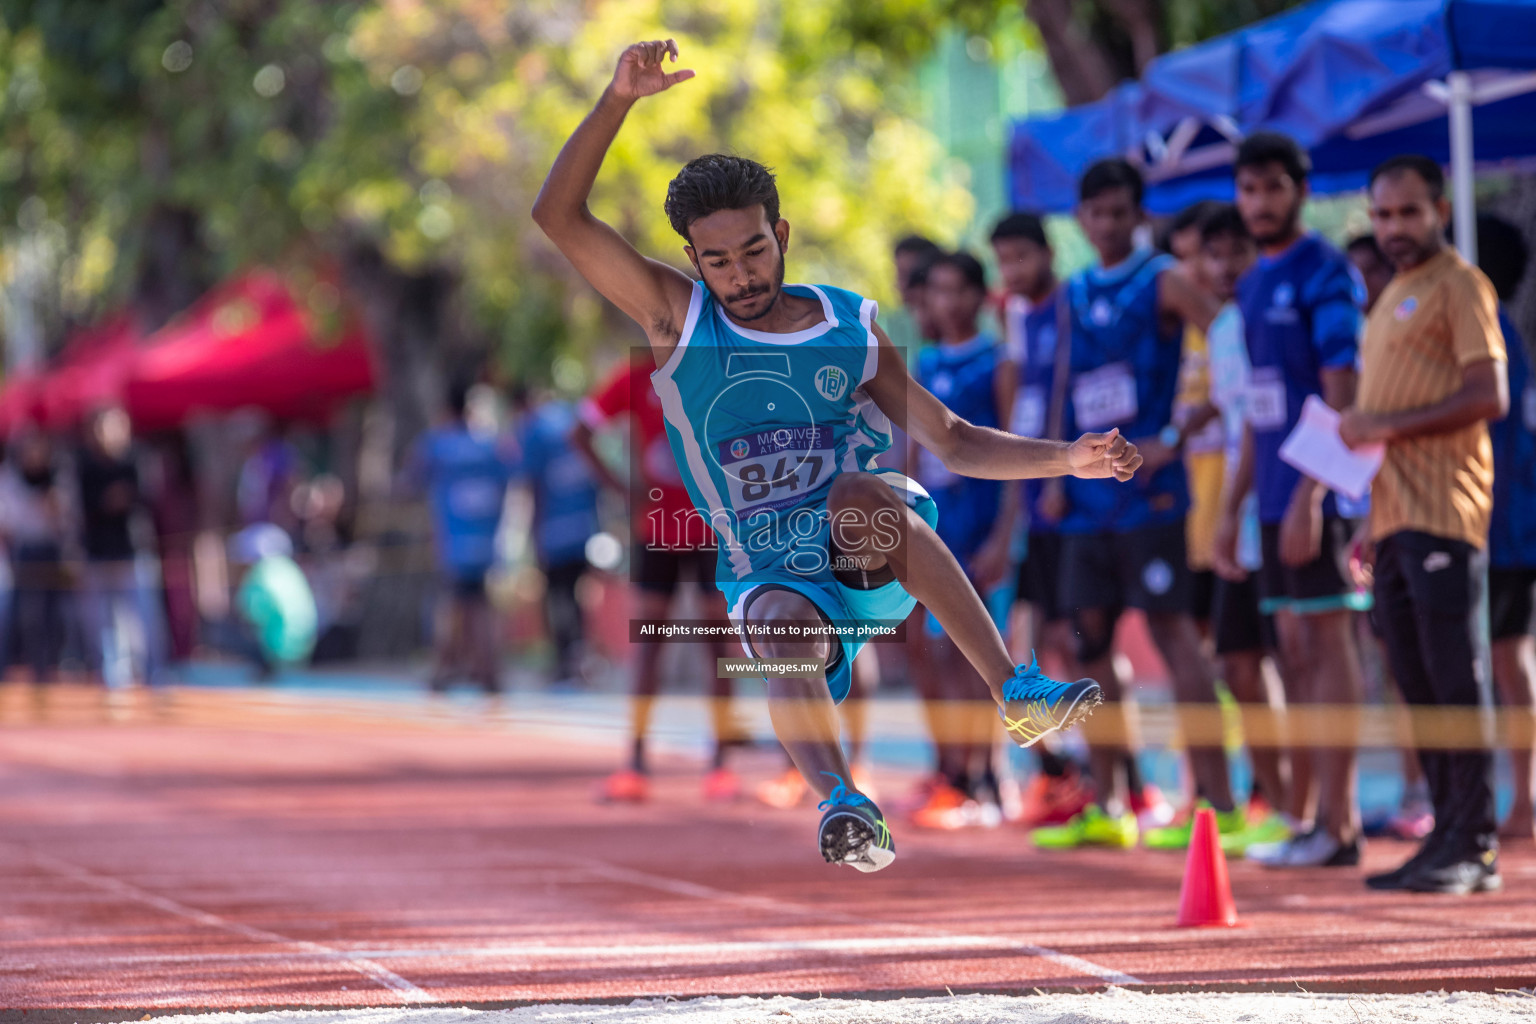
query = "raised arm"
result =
(531, 40, 697, 351)
(861, 320, 1141, 482)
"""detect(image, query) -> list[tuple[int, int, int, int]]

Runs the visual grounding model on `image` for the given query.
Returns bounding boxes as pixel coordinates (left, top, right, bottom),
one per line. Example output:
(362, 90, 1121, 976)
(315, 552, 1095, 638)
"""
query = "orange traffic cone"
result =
(1176, 806, 1239, 928)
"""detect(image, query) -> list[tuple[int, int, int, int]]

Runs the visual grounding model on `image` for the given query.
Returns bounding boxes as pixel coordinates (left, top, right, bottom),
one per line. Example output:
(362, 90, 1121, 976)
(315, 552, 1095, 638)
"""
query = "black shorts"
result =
(1059, 518, 1193, 616)
(445, 570, 488, 598)
(1258, 517, 1367, 616)
(1014, 530, 1065, 624)
(1490, 567, 1536, 641)
(632, 544, 719, 596)
(1211, 574, 1275, 655)
(1189, 569, 1217, 623)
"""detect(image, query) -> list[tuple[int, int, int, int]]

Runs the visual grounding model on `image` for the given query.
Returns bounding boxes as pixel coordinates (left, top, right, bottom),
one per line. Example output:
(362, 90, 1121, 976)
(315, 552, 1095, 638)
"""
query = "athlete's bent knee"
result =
(827, 471, 894, 515)
(747, 590, 832, 664)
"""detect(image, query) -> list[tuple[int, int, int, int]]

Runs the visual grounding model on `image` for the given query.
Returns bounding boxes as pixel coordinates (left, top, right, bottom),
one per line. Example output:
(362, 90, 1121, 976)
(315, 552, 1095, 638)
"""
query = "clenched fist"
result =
(1067, 428, 1142, 482)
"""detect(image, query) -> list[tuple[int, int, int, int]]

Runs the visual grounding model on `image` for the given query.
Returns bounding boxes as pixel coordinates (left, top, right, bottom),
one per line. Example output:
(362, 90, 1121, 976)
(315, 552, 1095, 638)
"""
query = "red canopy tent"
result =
(124, 270, 376, 431)
(39, 312, 143, 432)
(0, 372, 46, 438)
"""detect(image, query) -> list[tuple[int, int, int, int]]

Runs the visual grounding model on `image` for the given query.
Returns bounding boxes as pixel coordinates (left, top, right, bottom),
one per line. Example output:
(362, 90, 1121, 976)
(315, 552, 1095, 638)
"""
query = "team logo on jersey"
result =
(729, 438, 751, 460)
(1394, 296, 1418, 321)
(1089, 297, 1115, 327)
(814, 364, 849, 402)
(1272, 282, 1294, 308)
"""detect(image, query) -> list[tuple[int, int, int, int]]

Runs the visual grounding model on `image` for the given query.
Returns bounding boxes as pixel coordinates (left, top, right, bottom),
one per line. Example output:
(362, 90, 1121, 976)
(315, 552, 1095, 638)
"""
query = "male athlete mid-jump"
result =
(533, 39, 1142, 872)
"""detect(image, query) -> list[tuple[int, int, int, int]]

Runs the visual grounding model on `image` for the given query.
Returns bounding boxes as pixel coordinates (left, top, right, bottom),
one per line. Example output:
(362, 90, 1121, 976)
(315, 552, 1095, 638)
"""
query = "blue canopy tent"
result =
(1007, 0, 1536, 258)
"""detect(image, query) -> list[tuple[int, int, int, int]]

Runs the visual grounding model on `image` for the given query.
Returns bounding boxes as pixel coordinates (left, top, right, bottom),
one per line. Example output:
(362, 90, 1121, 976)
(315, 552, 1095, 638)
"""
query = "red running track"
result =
(2, 685, 1535, 1011)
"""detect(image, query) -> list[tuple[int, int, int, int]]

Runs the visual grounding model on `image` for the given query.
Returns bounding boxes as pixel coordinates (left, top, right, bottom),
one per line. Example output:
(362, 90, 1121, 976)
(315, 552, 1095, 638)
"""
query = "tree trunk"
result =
(1101, 0, 1166, 76)
(1024, 0, 1120, 105)
(341, 239, 463, 469)
(133, 204, 212, 333)
(1024, 0, 1170, 105)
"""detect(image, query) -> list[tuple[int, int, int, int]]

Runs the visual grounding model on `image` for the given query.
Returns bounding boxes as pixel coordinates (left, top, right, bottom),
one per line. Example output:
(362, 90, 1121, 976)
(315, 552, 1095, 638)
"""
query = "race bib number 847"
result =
(718, 426, 834, 515)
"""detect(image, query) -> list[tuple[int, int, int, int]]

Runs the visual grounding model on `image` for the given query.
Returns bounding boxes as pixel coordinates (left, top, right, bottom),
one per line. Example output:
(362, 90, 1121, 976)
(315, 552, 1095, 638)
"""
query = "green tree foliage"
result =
(0, 0, 975, 393)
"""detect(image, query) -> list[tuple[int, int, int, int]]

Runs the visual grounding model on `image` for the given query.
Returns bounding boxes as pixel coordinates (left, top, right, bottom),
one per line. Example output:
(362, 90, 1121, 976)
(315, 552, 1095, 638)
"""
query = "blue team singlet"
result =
(1060, 248, 1187, 534)
(1008, 290, 1062, 531)
(1491, 309, 1536, 570)
(1235, 233, 1363, 525)
(649, 281, 936, 702)
(915, 334, 1003, 561)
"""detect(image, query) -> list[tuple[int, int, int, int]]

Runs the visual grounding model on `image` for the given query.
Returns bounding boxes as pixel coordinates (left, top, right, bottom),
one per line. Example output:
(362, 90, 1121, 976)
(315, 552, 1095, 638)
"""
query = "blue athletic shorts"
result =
(720, 470, 938, 703)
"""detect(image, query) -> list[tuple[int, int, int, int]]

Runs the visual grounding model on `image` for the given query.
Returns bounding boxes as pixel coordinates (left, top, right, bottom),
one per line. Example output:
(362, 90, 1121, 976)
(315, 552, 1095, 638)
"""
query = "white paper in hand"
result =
(1277, 394, 1384, 501)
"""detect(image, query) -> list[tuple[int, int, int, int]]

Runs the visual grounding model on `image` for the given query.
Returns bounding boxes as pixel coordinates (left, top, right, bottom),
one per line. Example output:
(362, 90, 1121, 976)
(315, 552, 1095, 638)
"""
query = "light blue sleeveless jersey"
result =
(651, 281, 893, 581)
(649, 281, 933, 703)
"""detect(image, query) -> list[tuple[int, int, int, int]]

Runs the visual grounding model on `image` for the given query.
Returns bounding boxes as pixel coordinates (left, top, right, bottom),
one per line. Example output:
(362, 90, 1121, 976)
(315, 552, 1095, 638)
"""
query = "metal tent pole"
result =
(1447, 70, 1477, 262)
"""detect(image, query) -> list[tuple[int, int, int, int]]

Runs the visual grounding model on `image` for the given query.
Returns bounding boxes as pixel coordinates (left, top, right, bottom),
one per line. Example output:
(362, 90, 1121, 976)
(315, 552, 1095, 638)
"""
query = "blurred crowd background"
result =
(0, 1, 1326, 693)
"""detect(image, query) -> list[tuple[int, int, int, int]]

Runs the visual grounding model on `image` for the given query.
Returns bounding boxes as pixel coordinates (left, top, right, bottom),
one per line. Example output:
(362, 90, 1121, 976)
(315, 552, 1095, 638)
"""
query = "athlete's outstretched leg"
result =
(827, 473, 1013, 699)
(747, 587, 893, 872)
(747, 589, 853, 798)
(826, 472, 1100, 751)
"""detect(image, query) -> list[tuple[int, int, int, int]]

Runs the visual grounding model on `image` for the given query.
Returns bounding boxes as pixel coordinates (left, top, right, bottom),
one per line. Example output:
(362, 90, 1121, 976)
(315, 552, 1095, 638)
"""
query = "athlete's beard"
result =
(1253, 200, 1304, 249)
(711, 249, 787, 323)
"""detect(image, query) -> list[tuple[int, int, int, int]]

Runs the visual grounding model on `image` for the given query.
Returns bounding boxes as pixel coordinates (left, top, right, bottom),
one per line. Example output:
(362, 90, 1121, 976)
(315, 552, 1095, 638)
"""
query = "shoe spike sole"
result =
(820, 811, 895, 873)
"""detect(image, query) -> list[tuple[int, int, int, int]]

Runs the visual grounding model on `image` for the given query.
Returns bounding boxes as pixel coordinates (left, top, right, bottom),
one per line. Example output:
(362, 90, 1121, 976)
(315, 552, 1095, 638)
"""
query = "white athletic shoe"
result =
(1247, 828, 1362, 868)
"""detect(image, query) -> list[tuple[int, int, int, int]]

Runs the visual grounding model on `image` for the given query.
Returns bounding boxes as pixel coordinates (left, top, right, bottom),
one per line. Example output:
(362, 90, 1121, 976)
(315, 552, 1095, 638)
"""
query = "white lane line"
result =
(0, 935, 1127, 969)
(573, 855, 1143, 987)
(7, 851, 1138, 988)
(14, 845, 436, 1003)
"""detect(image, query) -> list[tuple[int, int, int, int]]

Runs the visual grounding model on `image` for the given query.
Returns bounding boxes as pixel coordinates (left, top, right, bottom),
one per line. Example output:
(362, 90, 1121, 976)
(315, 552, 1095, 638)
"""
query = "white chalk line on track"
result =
(573, 856, 1145, 987)
(11, 844, 436, 1004)
(8, 935, 1125, 970)
(1, 695, 1141, 995)
(5, 848, 1142, 990)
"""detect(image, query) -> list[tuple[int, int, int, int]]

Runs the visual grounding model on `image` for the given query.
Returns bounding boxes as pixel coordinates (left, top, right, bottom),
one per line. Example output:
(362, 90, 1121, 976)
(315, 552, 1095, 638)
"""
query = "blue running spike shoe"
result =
(817, 773, 895, 873)
(999, 653, 1102, 748)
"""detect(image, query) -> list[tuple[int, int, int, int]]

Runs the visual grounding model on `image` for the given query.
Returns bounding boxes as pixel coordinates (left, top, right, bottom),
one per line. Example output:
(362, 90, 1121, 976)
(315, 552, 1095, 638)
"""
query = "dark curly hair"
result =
(664, 154, 780, 242)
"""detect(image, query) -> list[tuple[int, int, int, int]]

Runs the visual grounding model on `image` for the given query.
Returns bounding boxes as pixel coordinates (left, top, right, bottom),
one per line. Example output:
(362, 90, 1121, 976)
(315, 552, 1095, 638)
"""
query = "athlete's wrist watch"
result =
(1158, 423, 1185, 451)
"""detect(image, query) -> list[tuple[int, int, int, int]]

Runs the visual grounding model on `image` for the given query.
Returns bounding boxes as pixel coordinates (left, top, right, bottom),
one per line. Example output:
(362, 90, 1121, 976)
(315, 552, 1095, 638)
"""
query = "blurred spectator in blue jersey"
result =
(1220, 133, 1368, 869)
(1479, 212, 1536, 841)
(510, 383, 601, 689)
(408, 379, 516, 696)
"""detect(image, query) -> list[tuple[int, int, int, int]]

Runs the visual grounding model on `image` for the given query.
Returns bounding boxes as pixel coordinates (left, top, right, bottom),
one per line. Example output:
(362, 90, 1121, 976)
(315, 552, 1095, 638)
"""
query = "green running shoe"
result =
(1220, 812, 1294, 857)
(1029, 803, 1138, 849)
(1143, 805, 1247, 851)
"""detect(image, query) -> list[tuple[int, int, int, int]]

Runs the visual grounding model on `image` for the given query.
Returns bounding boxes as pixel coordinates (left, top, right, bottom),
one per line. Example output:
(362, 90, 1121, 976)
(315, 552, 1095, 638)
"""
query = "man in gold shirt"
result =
(1341, 155, 1509, 895)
